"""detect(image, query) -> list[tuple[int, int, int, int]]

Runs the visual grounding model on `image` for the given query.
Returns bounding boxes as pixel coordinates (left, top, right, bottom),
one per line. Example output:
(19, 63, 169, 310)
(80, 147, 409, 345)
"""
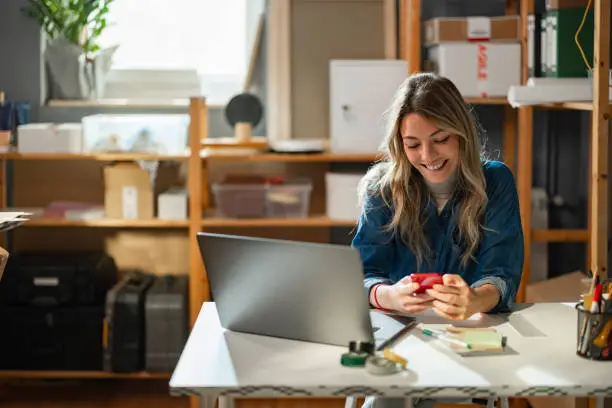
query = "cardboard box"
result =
(525, 270, 590, 303)
(424, 16, 520, 45)
(104, 163, 154, 220)
(546, 0, 592, 10)
(426, 43, 521, 97)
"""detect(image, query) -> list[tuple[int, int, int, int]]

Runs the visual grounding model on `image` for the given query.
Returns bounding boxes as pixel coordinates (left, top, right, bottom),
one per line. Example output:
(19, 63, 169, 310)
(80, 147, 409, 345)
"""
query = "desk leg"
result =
(218, 396, 235, 408)
(500, 397, 510, 408)
(595, 397, 605, 408)
(403, 397, 413, 408)
(345, 396, 358, 408)
(199, 394, 217, 408)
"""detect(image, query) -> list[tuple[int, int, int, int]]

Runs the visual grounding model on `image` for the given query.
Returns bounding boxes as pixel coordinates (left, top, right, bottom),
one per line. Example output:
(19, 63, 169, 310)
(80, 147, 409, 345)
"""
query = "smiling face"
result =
(400, 113, 460, 184)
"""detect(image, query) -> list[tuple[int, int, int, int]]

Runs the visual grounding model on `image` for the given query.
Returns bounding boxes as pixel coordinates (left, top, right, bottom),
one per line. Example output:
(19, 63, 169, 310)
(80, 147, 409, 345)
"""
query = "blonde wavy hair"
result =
(359, 72, 488, 268)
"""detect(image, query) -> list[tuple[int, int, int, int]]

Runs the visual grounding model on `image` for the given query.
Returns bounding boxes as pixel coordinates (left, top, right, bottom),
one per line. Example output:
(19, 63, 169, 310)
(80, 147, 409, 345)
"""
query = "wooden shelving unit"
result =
(515, 0, 610, 305)
(400, 0, 610, 303)
(0, 154, 190, 392)
(23, 218, 190, 228)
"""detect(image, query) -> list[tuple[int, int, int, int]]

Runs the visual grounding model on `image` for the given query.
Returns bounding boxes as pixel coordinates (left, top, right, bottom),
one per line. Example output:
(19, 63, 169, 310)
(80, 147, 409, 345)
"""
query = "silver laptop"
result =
(197, 232, 415, 348)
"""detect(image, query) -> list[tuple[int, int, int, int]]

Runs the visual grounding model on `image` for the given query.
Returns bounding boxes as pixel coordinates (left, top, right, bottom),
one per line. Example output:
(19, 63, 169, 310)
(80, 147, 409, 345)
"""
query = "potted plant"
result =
(21, 0, 119, 100)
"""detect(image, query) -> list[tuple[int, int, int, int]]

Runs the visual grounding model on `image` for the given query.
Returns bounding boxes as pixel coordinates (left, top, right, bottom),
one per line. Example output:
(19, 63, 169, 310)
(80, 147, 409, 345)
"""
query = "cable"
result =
(574, 0, 593, 72)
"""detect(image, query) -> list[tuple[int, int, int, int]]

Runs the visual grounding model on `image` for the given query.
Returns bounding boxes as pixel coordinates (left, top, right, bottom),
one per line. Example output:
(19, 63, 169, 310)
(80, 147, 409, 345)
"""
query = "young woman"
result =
(353, 72, 523, 320)
(352, 72, 523, 407)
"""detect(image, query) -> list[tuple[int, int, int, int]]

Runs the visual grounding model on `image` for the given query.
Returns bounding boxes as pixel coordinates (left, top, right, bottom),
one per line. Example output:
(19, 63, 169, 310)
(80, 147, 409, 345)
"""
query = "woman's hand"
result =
(426, 274, 478, 320)
(373, 277, 434, 314)
(426, 274, 499, 320)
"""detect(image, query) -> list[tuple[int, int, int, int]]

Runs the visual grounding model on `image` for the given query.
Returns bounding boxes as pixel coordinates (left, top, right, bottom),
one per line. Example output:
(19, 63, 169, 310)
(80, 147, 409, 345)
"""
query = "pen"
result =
(421, 328, 472, 349)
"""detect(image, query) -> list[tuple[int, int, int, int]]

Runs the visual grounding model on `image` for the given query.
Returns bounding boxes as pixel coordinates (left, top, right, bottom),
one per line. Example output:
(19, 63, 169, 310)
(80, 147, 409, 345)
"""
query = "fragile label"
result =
(476, 43, 489, 97)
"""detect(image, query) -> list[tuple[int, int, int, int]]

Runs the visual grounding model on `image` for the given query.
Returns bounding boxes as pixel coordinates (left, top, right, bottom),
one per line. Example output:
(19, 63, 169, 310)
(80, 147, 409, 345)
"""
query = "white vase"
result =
(45, 37, 119, 100)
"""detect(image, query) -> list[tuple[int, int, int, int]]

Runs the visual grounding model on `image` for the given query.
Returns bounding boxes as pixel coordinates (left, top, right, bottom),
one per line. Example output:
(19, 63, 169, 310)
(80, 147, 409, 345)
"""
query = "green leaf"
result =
(21, 0, 114, 54)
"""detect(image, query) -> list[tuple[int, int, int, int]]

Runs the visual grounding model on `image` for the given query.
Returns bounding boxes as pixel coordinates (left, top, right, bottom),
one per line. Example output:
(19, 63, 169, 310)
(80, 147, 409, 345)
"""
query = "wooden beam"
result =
(590, 0, 610, 282)
(189, 98, 207, 408)
(516, 106, 533, 304)
(400, 0, 420, 73)
(266, 0, 292, 141)
(383, 0, 397, 59)
(188, 97, 207, 327)
(532, 229, 589, 242)
(503, 105, 517, 175)
(516, 0, 534, 304)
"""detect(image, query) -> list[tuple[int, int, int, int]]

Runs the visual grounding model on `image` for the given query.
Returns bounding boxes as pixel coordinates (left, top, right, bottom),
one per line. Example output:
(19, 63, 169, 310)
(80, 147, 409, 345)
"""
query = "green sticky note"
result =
(462, 331, 503, 348)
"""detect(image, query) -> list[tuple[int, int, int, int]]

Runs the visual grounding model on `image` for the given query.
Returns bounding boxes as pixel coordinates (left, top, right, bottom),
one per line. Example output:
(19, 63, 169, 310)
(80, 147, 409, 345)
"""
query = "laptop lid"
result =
(197, 232, 377, 347)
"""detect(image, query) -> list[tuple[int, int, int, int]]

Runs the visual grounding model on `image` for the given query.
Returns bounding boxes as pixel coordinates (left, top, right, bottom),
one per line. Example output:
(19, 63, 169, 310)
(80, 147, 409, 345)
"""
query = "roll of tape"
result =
(365, 355, 398, 375)
(383, 348, 407, 368)
(341, 352, 368, 367)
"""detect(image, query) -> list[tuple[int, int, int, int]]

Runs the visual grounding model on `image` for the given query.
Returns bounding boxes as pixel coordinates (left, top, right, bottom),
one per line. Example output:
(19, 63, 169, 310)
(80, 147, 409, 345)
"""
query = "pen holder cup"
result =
(576, 303, 612, 361)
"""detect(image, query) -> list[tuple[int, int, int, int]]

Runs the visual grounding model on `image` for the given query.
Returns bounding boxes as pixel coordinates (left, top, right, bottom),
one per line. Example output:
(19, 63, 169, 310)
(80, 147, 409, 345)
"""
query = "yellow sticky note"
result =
(463, 331, 503, 349)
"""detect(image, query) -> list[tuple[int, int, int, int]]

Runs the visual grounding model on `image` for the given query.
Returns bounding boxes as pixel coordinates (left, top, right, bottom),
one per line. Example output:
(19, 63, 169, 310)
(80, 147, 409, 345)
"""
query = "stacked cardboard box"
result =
(424, 16, 521, 97)
(104, 163, 154, 220)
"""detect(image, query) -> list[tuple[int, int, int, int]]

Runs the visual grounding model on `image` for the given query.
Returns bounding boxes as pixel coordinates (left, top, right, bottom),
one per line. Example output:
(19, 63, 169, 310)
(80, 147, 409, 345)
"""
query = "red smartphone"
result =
(409, 273, 443, 293)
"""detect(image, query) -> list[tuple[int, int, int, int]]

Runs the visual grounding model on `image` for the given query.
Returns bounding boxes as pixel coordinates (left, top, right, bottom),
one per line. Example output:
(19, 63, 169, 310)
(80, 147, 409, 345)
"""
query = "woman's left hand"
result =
(426, 274, 481, 320)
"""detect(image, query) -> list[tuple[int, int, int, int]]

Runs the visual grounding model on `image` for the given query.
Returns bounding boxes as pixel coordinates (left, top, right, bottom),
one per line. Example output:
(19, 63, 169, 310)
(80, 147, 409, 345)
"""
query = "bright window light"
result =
(98, 0, 258, 105)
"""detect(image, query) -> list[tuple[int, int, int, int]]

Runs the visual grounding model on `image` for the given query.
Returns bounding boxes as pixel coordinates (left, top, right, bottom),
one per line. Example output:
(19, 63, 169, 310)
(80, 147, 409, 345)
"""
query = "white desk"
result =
(170, 302, 611, 406)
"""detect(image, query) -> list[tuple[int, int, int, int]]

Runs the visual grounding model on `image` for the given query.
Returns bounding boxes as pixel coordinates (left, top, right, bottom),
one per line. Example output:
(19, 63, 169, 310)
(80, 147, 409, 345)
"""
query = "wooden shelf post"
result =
(590, 0, 610, 282)
(516, 0, 535, 303)
(188, 97, 208, 326)
(399, 0, 421, 73)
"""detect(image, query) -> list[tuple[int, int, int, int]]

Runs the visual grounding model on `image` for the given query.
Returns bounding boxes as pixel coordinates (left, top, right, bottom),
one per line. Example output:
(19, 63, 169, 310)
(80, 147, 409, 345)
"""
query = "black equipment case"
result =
(103, 271, 154, 373)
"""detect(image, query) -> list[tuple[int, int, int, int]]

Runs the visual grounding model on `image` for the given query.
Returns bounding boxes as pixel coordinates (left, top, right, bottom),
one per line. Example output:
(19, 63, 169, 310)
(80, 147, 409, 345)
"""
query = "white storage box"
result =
(330, 60, 408, 154)
(17, 123, 82, 154)
(427, 43, 521, 97)
(82, 114, 189, 155)
(158, 188, 188, 220)
(325, 173, 365, 221)
(55, 124, 83, 153)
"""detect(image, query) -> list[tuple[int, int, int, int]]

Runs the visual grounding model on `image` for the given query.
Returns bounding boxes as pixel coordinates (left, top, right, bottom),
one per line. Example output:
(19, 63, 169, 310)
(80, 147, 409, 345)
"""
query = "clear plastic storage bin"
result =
(81, 114, 189, 155)
(266, 180, 312, 218)
(212, 183, 267, 218)
(212, 178, 312, 219)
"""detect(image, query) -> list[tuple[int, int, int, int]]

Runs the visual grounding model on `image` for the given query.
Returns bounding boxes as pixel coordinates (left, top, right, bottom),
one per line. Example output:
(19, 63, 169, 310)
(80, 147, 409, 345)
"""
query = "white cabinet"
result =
(329, 60, 407, 154)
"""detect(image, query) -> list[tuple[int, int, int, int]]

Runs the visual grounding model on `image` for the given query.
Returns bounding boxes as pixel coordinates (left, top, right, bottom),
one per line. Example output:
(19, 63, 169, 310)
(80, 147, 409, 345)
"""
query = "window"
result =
(99, 0, 264, 105)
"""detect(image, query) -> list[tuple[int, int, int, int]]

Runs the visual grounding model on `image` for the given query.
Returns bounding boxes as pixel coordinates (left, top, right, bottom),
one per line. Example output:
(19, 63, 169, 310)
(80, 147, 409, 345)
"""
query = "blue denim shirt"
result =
(351, 160, 524, 313)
